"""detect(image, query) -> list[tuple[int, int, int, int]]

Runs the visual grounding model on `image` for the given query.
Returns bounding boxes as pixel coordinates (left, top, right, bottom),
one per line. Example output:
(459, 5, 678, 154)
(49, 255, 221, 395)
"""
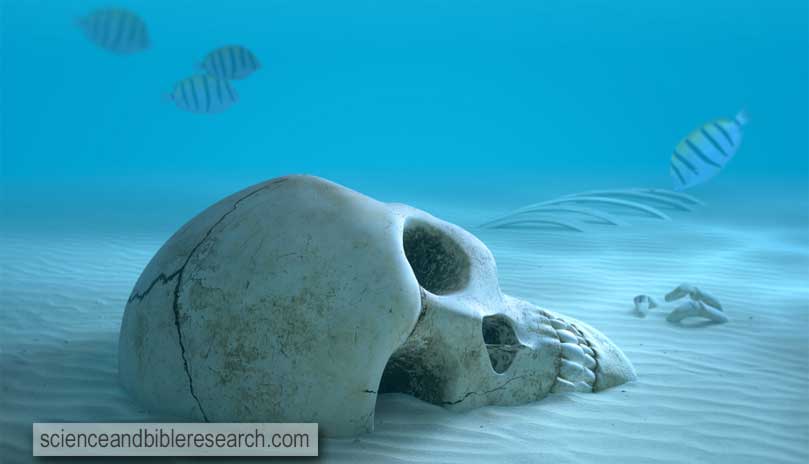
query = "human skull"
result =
(119, 175, 635, 437)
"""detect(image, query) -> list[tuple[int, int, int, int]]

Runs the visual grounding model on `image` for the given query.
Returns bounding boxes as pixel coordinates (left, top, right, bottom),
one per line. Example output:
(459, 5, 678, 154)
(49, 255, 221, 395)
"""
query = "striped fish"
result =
(200, 45, 260, 80)
(670, 110, 748, 190)
(77, 8, 149, 54)
(166, 75, 239, 114)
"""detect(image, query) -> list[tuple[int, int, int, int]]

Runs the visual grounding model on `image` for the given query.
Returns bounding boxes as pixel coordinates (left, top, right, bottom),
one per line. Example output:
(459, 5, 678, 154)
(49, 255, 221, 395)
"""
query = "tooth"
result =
(552, 376, 593, 393)
(537, 324, 558, 339)
(551, 378, 576, 393)
(559, 359, 583, 379)
(582, 353, 597, 369)
(550, 319, 570, 331)
(559, 359, 596, 384)
(581, 345, 595, 357)
(561, 342, 586, 363)
(556, 329, 578, 344)
(572, 380, 593, 391)
(581, 366, 596, 384)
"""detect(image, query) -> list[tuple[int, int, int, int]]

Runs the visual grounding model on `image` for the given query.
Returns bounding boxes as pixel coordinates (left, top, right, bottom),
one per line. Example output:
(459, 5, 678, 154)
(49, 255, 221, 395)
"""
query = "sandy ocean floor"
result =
(1, 193, 808, 463)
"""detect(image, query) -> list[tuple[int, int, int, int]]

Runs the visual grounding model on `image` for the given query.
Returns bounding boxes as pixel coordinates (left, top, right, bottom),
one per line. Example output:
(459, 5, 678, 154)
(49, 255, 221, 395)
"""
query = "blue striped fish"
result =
(200, 45, 260, 80)
(670, 110, 749, 190)
(77, 8, 149, 54)
(166, 75, 239, 114)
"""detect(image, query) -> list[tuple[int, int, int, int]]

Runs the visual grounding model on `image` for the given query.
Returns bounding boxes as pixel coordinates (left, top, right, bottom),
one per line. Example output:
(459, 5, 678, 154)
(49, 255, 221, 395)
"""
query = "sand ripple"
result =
(1, 208, 807, 463)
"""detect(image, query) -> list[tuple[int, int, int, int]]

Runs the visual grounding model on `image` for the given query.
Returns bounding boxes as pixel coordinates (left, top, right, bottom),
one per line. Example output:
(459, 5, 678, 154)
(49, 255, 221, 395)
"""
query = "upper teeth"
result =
(543, 312, 598, 393)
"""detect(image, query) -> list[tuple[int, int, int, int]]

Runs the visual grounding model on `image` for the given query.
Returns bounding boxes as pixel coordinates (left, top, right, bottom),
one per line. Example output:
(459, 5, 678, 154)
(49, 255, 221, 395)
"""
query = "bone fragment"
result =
(633, 294, 658, 317)
(666, 300, 729, 324)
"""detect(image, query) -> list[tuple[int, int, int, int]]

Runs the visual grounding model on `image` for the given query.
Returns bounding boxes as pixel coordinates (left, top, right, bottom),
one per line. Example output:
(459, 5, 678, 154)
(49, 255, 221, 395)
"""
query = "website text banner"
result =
(33, 423, 318, 456)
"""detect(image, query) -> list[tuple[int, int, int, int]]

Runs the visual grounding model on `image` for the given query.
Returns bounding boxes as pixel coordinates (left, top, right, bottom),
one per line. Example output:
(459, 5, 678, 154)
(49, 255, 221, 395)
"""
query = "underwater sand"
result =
(1, 194, 807, 464)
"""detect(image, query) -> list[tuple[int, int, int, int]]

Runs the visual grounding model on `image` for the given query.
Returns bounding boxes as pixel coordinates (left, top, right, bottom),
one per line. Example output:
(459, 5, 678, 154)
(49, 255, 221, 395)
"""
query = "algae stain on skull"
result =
(118, 175, 635, 437)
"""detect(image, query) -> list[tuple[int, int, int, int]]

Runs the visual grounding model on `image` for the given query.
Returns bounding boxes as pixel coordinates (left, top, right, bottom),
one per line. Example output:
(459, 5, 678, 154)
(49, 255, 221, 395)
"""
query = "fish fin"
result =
(161, 93, 173, 103)
(734, 108, 749, 126)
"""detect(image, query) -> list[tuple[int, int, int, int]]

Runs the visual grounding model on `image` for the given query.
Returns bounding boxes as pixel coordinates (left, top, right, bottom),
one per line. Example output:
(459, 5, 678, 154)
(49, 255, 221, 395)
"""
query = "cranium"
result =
(119, 175, 635, 437)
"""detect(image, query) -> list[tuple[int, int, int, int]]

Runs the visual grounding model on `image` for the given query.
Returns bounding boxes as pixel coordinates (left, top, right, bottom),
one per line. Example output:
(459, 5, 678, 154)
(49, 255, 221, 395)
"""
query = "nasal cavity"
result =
(482, 315, 522, 374)
(402, 219, 470, 295)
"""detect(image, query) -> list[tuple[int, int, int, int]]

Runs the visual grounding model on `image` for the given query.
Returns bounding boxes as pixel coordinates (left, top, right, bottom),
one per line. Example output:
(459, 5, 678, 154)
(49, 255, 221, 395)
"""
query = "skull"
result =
(119, 175, 635, 437)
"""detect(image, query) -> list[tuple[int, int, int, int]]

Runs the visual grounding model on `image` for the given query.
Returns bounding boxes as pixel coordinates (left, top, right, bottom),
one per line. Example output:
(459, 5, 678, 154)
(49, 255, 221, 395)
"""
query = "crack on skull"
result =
(125, 179, 287, 421)
(440, 375, 529, 406)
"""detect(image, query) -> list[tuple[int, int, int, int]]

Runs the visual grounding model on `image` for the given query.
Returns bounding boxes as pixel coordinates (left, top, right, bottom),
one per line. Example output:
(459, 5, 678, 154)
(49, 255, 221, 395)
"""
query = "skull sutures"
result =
(119, 175, 636, 437)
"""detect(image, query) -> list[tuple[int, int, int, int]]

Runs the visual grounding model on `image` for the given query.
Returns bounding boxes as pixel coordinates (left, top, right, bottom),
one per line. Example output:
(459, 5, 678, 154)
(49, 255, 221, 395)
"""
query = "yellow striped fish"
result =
(166, 75, 239, 114)
(77, 8, 149, 54)
(200, 45, 260, 80)
(670, 109, 748, 190)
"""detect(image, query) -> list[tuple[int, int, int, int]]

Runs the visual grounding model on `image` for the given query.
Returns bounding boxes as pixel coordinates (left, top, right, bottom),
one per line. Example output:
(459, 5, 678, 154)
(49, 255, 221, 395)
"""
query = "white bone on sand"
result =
(666, 300, 729, 324)
(664, 283, 723, 310)
(633, 295, 659, 317)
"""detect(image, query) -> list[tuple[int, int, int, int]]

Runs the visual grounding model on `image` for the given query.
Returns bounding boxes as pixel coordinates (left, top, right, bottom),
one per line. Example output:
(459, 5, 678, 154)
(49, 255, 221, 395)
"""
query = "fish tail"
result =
(734, 108, 750, 126)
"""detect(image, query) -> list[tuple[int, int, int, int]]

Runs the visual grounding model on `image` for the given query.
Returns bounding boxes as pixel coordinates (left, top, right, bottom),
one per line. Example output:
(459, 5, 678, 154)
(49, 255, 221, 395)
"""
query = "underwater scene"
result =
(1, 0, 808, 462)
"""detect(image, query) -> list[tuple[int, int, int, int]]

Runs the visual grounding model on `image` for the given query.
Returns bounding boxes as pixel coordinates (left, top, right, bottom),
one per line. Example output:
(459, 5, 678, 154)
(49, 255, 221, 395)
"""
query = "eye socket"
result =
(402, 219, 470, 295)
(482, 315, 522, 374)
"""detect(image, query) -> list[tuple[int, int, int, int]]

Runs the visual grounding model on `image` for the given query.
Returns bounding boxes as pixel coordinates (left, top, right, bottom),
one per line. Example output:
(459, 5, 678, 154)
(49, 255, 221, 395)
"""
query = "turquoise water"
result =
(1, 2, 809, 462)
(2, 0, 807, 233)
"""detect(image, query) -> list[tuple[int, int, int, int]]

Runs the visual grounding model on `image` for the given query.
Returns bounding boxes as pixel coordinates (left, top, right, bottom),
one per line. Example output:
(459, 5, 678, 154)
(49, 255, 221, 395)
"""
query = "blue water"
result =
(1, 2, 808, 462)
(2, 0, 807, 234)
